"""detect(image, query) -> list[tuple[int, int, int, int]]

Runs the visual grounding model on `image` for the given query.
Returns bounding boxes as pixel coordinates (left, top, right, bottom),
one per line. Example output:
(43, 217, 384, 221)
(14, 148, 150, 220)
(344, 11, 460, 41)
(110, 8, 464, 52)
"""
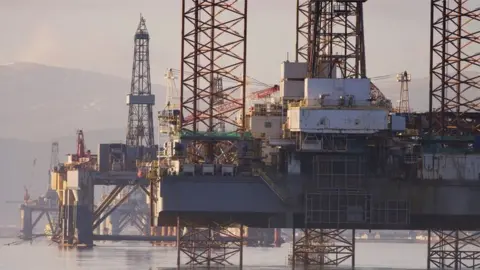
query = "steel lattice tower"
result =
(126, 16, 155, 147)
(180, 0, 247, 133)
(292, 1, 368, 267)
(296, 0, 366, 78)
(397, 71, 411, 114)
(428, 0, 480, 136)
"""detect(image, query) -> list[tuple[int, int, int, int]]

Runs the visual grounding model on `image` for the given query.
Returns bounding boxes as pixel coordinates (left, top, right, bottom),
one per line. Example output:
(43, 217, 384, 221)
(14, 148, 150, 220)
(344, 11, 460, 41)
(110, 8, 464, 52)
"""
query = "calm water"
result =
(0, 239, 428, 270)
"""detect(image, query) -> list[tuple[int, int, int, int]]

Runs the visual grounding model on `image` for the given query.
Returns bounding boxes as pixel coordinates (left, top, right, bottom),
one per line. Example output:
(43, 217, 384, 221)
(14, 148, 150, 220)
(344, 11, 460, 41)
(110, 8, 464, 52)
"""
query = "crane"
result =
(164, 68, 279, 125)
(182, 85, 280, 124)
(175, 71, 393, 125)
(167, 68, 271, 88)
(76, 129, 90, 160)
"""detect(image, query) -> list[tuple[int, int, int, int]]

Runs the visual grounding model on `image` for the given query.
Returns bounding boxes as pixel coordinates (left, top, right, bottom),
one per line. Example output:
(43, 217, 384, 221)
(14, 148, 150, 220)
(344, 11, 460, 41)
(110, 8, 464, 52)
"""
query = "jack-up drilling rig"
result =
(51, 17, 162, 248)
(157, 0, 254, 266)
(156, 0, 479, 268)
(43, 1, 480, 268)
(289, 0, 376, 265)
(426, 1, 480, 268)
(16, 141, 61, 241)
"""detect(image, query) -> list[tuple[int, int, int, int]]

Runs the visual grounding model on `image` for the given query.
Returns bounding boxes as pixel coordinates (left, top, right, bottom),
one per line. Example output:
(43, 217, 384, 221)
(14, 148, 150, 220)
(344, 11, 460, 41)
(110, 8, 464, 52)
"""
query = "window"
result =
(264, 121, 272, 128)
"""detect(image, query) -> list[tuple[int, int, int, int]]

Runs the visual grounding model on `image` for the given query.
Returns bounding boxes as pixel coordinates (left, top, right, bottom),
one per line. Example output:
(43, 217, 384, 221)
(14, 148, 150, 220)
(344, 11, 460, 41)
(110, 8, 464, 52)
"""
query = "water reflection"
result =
(0, 238, 429, 270)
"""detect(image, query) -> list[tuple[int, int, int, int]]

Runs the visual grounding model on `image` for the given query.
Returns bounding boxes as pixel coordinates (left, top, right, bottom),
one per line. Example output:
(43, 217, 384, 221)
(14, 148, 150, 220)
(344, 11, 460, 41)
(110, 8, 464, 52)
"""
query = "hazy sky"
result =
(0, 0, 431, 84)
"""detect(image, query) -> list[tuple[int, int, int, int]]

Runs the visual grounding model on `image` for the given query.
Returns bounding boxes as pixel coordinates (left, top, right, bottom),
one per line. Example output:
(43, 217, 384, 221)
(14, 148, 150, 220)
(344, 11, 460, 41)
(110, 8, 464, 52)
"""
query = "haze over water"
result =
(0, 239, 427, 269)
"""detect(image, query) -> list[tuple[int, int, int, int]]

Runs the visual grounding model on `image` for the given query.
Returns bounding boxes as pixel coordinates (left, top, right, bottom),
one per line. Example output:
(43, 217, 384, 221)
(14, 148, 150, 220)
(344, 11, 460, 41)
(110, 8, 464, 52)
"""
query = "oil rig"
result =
(23, 0, 480, 269)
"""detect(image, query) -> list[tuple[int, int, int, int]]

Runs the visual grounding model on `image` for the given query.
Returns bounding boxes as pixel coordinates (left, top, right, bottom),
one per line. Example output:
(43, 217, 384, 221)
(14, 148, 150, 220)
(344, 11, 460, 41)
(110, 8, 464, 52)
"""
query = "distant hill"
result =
(0, 62, 167, 141)
(0, 62, 167, 226)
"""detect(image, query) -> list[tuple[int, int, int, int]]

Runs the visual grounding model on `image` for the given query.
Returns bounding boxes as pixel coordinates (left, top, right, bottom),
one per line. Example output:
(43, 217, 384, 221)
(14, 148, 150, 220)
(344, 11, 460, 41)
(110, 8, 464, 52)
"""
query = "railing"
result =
(254, 169, 290, 204)
(179, 130, 254, 139)
(288, 98, 391, 110)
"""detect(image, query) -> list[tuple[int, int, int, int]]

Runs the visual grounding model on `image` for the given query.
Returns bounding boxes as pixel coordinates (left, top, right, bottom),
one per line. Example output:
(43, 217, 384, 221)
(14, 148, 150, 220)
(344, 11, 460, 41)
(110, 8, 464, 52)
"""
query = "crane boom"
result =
(168, 68, 270, 88)
(182, 85, 280, 124)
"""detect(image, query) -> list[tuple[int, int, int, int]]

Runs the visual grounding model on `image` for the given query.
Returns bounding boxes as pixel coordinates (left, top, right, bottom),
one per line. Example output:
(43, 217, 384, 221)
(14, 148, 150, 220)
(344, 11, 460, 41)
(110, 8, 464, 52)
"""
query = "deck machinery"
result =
(156, 0, 480, 268)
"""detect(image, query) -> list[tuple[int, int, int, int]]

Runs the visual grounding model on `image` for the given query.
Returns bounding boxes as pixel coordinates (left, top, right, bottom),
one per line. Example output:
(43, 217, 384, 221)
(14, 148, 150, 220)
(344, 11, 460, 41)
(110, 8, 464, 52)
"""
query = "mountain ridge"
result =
(0, 61, 167, 141)
(0, 61, 128, 81)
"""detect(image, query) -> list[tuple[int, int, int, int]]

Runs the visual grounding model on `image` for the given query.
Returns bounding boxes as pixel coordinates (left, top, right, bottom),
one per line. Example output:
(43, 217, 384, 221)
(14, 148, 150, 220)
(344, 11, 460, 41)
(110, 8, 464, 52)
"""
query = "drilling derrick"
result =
(296, 0, 390, 108)
(307, 0, 366, 78)
(125, 16, 156, 237)
(428, 0, 480, 136)
(180, 0, 248, 164)
(296, 0, 366, 78)
(126, 16, 155, 149)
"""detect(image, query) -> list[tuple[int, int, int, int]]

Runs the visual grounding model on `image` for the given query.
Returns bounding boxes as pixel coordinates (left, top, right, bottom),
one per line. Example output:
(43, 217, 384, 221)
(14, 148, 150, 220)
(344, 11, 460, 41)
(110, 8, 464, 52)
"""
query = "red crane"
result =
(76, 129, 91, 158)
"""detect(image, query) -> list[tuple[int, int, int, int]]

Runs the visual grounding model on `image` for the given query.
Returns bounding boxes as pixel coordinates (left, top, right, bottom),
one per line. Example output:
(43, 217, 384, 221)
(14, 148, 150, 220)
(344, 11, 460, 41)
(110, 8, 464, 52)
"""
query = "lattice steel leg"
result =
(428, 230, 480, 269)
(176, 218, 244, 267)
(289, 229, 354, 267)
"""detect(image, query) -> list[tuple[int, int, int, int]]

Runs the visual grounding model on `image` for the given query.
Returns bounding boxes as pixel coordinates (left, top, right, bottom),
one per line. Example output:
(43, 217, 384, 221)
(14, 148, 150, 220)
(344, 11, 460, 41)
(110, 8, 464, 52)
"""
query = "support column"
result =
(176, 217, 243, 266)
(20, 206, 33, 240)
(75, 204, 93, 247)
(352, 229, 356, 269)
(427, 230, 480, 269)
(274, 228, 282, 247)
(62, 190, 76, 246)
(289, 229, 355, 267)
(240, 224, 244, 269)
(291, 228, 296, 268)
(176, 216, 181, 266)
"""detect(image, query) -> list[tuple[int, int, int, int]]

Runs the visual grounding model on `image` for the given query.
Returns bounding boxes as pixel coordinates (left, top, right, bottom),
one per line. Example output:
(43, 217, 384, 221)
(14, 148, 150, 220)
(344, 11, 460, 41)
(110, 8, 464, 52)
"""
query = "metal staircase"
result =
(254, 169, 291, 204)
